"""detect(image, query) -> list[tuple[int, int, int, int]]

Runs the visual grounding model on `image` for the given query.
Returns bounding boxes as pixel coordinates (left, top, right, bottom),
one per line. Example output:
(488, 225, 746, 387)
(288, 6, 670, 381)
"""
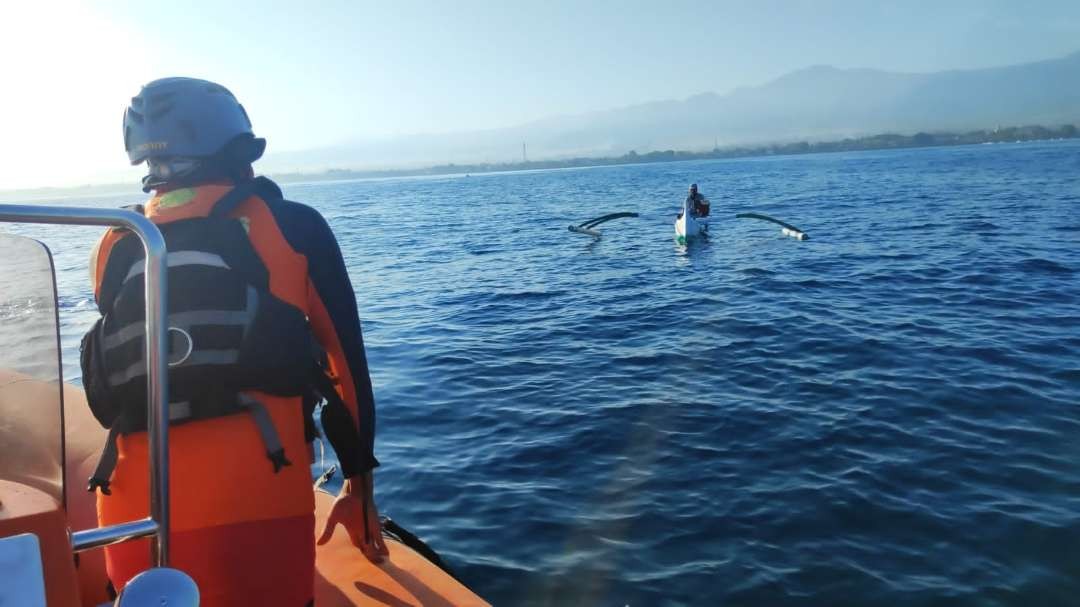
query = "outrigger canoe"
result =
(674, 201, 709, 244)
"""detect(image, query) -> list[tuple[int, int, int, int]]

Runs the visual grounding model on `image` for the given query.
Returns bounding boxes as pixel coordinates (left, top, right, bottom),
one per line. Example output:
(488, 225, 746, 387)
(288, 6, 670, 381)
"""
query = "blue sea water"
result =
(6, 140, 1080, 605)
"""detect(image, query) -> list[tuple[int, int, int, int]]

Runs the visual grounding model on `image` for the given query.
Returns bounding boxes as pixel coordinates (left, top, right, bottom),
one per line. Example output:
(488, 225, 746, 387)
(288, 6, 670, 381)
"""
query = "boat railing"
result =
(0, 204, 173, 567)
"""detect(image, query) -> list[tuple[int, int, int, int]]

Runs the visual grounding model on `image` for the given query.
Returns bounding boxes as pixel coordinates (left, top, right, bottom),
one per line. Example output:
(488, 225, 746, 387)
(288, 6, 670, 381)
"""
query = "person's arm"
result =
(299, 211, 378, 475)
(264, 194, 376, 471)
(316, 469, 386, 562)
(266, 192, 386, 562)
(301, 210, 387, 562)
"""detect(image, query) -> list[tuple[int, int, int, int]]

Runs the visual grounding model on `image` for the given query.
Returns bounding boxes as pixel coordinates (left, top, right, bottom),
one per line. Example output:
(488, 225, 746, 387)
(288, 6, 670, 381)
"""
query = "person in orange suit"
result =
(86, 77, 387, 606)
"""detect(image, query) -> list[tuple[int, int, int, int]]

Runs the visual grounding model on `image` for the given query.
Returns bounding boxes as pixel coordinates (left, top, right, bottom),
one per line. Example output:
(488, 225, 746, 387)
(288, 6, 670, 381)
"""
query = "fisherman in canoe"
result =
(674, 183, 711, 243)
(84, 77, 386, 605)
(686, 183, 710, 217)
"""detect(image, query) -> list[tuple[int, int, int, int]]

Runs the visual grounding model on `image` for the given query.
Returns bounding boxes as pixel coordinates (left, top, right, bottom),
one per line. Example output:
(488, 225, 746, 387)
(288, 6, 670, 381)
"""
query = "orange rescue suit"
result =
(89, 179, 376, 606)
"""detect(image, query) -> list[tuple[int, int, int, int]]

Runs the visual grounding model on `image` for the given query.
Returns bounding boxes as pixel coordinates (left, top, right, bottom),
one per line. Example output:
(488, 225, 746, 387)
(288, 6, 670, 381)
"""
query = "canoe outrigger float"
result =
(674, 200, 709, 245)
(0, 204, 487, 606)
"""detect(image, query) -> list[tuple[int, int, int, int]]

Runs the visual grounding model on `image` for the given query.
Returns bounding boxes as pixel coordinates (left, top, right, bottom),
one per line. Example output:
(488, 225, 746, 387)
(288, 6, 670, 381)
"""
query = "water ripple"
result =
(7, 140, 1080, 606)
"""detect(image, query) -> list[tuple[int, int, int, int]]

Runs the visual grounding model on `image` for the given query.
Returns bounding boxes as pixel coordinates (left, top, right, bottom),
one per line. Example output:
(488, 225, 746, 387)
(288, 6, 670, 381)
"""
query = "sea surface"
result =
(3, 140, 1080, 606)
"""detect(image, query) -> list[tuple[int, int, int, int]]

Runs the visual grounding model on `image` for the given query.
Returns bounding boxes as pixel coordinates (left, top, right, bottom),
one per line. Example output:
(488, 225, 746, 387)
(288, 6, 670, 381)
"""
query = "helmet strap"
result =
(141, 136, 264, 192)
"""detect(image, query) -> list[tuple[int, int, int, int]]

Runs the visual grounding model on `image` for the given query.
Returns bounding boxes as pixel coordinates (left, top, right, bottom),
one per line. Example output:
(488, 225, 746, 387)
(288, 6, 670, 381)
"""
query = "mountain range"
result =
(261, 50, 1080, 173)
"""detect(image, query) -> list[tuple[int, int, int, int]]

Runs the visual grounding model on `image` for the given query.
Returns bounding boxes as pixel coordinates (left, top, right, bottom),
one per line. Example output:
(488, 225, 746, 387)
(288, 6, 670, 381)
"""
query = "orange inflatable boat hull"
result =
(0, 372, 487, 606)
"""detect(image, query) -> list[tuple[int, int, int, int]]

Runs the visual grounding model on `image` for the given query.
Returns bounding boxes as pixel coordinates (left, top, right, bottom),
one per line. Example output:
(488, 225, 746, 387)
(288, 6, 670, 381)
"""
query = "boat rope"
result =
(381, 517, 463, 582)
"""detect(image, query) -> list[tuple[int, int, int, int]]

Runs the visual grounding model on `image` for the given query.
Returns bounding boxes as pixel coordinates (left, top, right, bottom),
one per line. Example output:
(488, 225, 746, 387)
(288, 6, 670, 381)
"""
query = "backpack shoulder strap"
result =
(208, 179, 260, 219)
(251, 176, 284, 202)
(209, 176, 284, 218)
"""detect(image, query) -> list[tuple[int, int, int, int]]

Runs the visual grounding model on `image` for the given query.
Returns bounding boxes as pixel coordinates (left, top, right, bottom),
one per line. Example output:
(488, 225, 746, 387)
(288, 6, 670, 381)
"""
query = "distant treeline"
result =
(272, 124, 1079, 183)
(4, 124, 1077, 200)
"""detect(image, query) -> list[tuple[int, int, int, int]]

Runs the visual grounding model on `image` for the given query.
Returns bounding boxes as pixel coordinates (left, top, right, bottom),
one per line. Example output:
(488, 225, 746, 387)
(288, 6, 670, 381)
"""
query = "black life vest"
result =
(80, 182, 334, 494)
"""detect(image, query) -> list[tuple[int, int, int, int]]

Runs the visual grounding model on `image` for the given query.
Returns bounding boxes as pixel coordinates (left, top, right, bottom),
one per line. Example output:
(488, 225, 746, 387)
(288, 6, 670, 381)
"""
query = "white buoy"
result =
(781, 227, 807, 240)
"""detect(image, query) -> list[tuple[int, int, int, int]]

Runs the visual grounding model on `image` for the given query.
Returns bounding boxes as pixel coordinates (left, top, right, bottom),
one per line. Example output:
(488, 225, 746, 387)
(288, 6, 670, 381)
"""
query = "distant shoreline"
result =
(3, 124, 1077, 201)
(278, 124, 1078, 183)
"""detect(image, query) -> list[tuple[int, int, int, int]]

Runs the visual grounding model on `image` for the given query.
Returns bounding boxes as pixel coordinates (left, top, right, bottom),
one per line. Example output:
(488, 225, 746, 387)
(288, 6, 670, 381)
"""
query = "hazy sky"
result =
(2, 0, 1079, 189)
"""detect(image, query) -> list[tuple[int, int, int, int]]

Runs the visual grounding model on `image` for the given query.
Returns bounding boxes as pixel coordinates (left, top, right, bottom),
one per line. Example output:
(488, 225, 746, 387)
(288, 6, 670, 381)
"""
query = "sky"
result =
(2, 0, 1079, 190)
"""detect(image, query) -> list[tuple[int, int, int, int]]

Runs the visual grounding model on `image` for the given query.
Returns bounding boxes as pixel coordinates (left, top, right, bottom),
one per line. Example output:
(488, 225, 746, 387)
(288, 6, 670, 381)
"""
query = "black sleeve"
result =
(262, 185, 378, 476)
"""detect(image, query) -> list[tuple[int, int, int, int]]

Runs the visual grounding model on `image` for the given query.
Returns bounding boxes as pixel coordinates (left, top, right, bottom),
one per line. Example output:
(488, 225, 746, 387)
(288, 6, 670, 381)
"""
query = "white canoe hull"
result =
(674, 208, 708, 244)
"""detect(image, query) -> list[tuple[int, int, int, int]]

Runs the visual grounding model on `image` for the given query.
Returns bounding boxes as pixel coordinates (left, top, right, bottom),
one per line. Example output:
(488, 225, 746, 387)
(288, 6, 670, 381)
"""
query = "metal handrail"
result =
(0, 205, 171, 567)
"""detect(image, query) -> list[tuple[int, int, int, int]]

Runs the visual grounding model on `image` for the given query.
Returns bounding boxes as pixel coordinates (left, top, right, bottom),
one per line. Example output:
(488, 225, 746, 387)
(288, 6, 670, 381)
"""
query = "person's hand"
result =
(316, 471, 388, 563)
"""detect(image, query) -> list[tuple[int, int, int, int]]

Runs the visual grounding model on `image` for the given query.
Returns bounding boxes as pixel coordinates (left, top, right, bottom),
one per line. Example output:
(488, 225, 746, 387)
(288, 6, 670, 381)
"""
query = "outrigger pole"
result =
(568, 212, 639, 237)
(736, 212, 809, 240)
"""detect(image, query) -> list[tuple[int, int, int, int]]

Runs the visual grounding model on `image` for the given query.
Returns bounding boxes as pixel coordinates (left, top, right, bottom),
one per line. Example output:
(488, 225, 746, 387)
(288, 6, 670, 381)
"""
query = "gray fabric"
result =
(104, 309, 255, 351)
(107, 349, 240, 386)
(242, 285, 258, 339)
(169, 401, 192, 421)
(123, 250, 230, 283)
(237, 394, 284, 456)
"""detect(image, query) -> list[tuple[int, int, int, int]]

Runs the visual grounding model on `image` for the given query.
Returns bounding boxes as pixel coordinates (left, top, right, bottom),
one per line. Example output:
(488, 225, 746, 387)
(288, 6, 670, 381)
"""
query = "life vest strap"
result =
(237, 394, 292, 473)
(88, 395, 295, 495)
(88, 423, 122, 495)
(208, 178, 262, 219)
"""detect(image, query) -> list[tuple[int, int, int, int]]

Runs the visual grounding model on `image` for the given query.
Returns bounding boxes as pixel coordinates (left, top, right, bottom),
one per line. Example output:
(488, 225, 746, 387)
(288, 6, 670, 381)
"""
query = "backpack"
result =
(80, 181, 330, 494)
